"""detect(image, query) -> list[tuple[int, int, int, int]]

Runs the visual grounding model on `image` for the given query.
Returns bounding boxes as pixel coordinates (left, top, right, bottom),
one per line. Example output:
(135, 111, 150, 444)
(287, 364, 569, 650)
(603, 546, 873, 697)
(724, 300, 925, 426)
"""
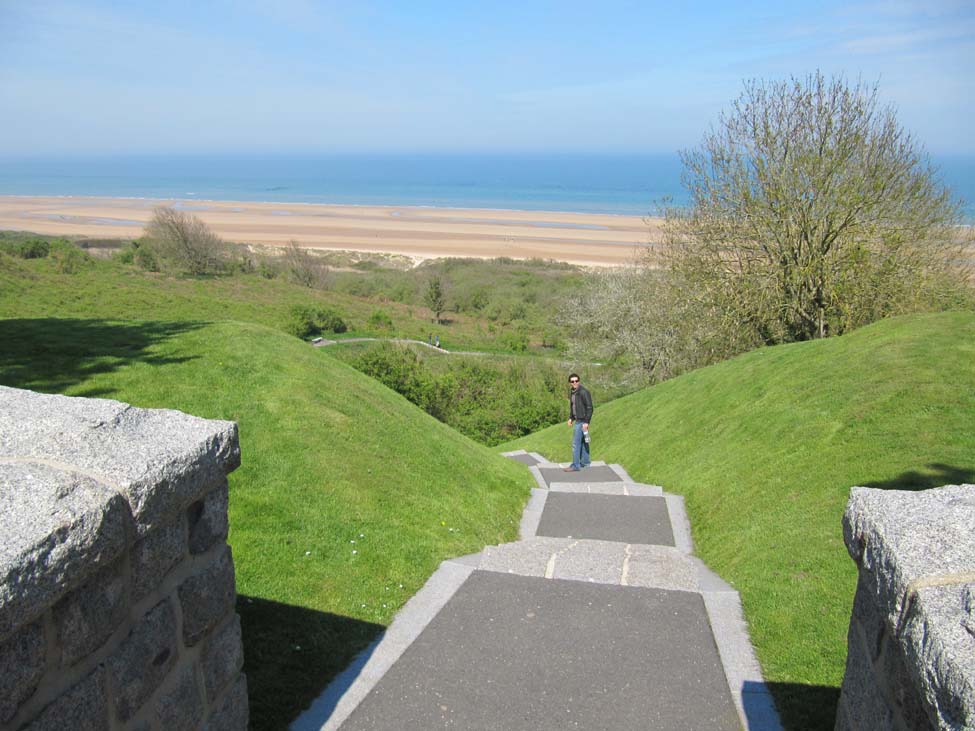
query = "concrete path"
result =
(292, 452, 782, 731)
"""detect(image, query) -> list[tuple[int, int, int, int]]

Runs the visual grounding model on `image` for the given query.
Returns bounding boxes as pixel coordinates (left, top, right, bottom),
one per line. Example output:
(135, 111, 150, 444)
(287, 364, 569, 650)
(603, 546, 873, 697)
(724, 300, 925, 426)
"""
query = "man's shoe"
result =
(563, 467, 580, 472)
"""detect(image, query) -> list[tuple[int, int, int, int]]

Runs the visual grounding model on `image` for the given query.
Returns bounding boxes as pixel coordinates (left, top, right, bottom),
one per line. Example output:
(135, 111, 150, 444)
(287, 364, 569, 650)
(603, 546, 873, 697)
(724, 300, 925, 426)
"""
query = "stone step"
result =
(548, 481, 663, 496)
(478, 537, 699, 592)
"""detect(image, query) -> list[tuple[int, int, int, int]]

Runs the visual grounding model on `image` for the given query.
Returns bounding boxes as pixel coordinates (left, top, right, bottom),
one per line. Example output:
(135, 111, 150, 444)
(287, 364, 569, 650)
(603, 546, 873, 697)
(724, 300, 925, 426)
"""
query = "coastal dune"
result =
(0, 196, 662, 266)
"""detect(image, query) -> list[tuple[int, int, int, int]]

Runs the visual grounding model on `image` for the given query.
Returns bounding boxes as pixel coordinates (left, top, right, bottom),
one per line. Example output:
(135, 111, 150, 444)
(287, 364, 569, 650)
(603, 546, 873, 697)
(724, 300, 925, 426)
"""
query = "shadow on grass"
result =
(764, 681, 841, 731)
(0, 318, 202, 394)
(862, 463, 975, 491)
(238, 595, 383, 731)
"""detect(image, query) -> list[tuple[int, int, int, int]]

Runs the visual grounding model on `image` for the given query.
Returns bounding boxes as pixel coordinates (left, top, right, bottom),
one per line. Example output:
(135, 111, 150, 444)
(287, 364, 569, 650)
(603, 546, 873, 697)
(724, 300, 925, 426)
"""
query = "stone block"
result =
(899, 583, 975, 729)
(107, 599, 178, 721)
(877, 628, 932, 730)
(851, 576, 885, 662)
(188, 478, 230, 555)
(0, 619, 45, 723)
(0, 462, 130, 640)
(155, 661, 204, 730)
(23, 667, 109, 731)
(843, 485, 975, 627)
(202, 615, 244, 702)
(0, 385, 240, 537)
(54, 557, 128, 667)
(130, 515, 186, 603)
(178, 547, 236, 647)
(838, 617, 895, 731)
(204, 674, 249, 731)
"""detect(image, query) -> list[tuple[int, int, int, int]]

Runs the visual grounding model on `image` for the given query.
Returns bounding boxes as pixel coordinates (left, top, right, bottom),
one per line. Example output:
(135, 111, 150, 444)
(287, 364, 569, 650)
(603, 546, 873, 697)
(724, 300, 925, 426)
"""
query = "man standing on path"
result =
(565, 373, 593, 472)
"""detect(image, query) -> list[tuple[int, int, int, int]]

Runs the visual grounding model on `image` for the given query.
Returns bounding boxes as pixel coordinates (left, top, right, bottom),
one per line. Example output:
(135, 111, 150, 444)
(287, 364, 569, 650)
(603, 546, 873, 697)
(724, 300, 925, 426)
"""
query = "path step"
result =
(292, 456, 782, 730)
(333, 571, 742, 731)
(478, 536, 699, 591)
(536, 492, 677, 546)
(548, 480, 663, 496)
(534, 463, 622, 487)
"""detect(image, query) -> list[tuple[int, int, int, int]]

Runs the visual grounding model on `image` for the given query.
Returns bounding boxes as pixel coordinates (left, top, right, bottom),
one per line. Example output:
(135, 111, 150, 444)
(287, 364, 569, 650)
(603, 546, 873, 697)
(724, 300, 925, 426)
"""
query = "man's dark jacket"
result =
(569, 385, 593, 423)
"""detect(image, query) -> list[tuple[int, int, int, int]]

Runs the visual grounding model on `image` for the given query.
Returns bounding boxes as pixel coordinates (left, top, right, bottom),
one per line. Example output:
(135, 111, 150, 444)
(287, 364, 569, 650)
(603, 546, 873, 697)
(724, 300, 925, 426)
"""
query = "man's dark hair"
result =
(568, 373, 579, 381)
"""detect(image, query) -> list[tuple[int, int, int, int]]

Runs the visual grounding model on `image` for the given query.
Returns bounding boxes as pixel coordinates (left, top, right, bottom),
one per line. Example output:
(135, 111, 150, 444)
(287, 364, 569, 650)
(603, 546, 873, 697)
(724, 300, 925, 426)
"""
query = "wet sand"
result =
(0, 196, 661, 266)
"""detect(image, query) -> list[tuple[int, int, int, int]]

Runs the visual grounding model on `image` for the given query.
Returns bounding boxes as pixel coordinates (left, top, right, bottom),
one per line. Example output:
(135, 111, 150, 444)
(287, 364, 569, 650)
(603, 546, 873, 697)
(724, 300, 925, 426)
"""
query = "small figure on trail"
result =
(564, 373, 593, 472)
(428, 333, 433, 345)
(435, 335, 440, 348)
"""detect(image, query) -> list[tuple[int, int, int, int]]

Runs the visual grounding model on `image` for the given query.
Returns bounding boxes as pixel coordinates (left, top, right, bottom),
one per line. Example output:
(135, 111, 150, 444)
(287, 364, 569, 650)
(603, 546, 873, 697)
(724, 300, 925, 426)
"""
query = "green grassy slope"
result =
(502, 311, 975, 730)
(0, 316, 532, 729)
(0, 250, 556, 352)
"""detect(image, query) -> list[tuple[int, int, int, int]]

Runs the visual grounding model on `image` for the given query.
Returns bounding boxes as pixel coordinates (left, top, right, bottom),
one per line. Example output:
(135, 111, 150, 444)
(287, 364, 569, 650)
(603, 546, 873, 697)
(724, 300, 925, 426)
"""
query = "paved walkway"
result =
(293, 453, 782, 730)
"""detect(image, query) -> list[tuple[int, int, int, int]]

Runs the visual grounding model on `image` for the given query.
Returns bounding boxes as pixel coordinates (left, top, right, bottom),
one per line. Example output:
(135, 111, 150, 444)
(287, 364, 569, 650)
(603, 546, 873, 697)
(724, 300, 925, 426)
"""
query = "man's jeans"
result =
(571, 421, 591, 470)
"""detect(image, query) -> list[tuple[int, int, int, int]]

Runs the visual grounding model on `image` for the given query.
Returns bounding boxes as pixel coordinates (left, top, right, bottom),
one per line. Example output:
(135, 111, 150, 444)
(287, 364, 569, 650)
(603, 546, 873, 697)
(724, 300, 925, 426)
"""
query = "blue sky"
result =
(1, 1, 973, 155)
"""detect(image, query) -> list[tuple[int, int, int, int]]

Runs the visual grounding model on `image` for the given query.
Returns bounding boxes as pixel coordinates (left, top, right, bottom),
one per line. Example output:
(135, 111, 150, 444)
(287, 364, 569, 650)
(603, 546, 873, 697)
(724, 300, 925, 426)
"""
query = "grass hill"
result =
(0, 315, 533, 729)
(502, 311, 975, 730)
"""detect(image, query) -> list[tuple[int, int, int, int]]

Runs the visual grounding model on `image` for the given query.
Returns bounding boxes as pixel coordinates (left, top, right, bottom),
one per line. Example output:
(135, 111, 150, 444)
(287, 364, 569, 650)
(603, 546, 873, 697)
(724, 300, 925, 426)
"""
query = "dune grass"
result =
(502, 311, 975, 730)
(0, 316, 532, 729)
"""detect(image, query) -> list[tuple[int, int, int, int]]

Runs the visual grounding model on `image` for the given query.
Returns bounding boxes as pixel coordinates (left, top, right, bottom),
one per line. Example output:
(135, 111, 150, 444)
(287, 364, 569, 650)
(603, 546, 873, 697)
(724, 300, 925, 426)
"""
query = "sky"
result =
(1, 0, 973, 156)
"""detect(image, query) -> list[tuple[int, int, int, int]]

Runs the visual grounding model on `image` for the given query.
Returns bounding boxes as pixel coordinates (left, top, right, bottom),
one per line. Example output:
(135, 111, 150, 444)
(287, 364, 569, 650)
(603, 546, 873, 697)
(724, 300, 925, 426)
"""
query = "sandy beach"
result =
(0, 196, 662, 267)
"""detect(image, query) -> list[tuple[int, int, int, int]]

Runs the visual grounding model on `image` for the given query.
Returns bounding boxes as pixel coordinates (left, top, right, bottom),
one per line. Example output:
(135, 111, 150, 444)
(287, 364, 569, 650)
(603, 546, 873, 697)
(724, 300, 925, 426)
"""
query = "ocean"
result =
(0, 153, 973, 219)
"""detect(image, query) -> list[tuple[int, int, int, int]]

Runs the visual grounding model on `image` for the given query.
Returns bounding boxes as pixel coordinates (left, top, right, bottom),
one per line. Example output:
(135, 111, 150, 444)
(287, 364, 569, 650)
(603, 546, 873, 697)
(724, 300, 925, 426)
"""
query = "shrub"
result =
(114, 243, 136, 264)
(500, 330, 529, 353)
(142, 206, 226, 275)
(50, 242, 91, 274)
(134, 242, 160, 272)
(368, 309, 394, 330)
(284, 240, 329, 288)
(285, 304, 348, 339)
(18, 239, 51, 259)
(257, 259, 279, 279)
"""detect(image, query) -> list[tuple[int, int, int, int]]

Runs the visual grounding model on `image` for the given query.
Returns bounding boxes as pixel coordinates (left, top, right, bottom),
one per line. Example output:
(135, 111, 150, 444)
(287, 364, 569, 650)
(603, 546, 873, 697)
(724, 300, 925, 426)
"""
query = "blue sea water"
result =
(0, 153, 973, 219)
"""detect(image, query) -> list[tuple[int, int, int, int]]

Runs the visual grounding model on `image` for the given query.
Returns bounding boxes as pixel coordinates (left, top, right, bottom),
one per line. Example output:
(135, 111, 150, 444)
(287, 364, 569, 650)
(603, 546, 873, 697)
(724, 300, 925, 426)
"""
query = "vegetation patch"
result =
(503, 311, 975, 730)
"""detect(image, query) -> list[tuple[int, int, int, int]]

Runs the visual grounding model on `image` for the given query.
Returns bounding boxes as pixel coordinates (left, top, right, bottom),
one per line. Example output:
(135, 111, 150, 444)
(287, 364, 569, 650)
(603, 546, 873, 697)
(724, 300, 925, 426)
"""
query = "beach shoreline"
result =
(0, 195, 660, 267)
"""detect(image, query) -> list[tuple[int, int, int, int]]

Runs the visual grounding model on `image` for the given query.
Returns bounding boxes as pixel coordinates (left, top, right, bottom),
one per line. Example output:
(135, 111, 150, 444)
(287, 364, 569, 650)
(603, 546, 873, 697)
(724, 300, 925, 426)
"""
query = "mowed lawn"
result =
(0, 315, 532, 729)
(503, 311, 975, 730)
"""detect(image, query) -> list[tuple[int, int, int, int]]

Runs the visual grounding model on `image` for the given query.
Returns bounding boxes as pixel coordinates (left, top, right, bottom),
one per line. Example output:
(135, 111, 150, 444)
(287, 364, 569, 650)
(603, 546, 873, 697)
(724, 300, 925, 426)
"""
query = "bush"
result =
(368, 309, 394, 330)
(50, 242, 91, 274)
(257, 259, 279, 279)
(142, 206, 226, 275)
(500, 330, 529, 353)
(284, 240, 329, 288)
(19, 239, 51, 259)
(134, 242, 160, 272)
(285, 305, 348, 339)
(114, 243, 136, 264)
(349, 345, 567, 445)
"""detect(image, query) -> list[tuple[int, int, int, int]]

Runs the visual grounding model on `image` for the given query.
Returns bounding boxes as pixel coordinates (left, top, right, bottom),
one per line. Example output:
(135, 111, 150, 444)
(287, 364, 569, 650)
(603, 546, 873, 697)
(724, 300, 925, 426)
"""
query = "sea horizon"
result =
(1, 152, 973, 219)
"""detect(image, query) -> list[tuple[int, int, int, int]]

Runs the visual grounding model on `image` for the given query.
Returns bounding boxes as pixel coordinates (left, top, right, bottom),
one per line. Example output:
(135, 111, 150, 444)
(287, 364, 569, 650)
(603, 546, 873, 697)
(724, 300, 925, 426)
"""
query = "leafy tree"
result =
(424, 276, 447, 323)
(665, 72, 971, 343)
(143, 206, 226, 275)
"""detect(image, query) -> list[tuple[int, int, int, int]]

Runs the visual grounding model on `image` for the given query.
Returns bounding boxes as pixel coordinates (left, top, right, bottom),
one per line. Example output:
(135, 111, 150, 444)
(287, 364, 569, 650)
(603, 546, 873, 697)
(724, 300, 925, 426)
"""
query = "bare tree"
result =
(565, 265, 757, 384)
(283, 240, 330, 288)
(143, 206, 226, 275)
(666, 72, 970, 343)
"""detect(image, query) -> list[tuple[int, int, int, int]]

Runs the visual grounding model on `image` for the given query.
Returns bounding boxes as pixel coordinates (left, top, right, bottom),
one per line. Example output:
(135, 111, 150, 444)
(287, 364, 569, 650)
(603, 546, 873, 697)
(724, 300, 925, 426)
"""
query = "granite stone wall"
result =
(0, 386, 248, 731)
(836, 484, 975, 731)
